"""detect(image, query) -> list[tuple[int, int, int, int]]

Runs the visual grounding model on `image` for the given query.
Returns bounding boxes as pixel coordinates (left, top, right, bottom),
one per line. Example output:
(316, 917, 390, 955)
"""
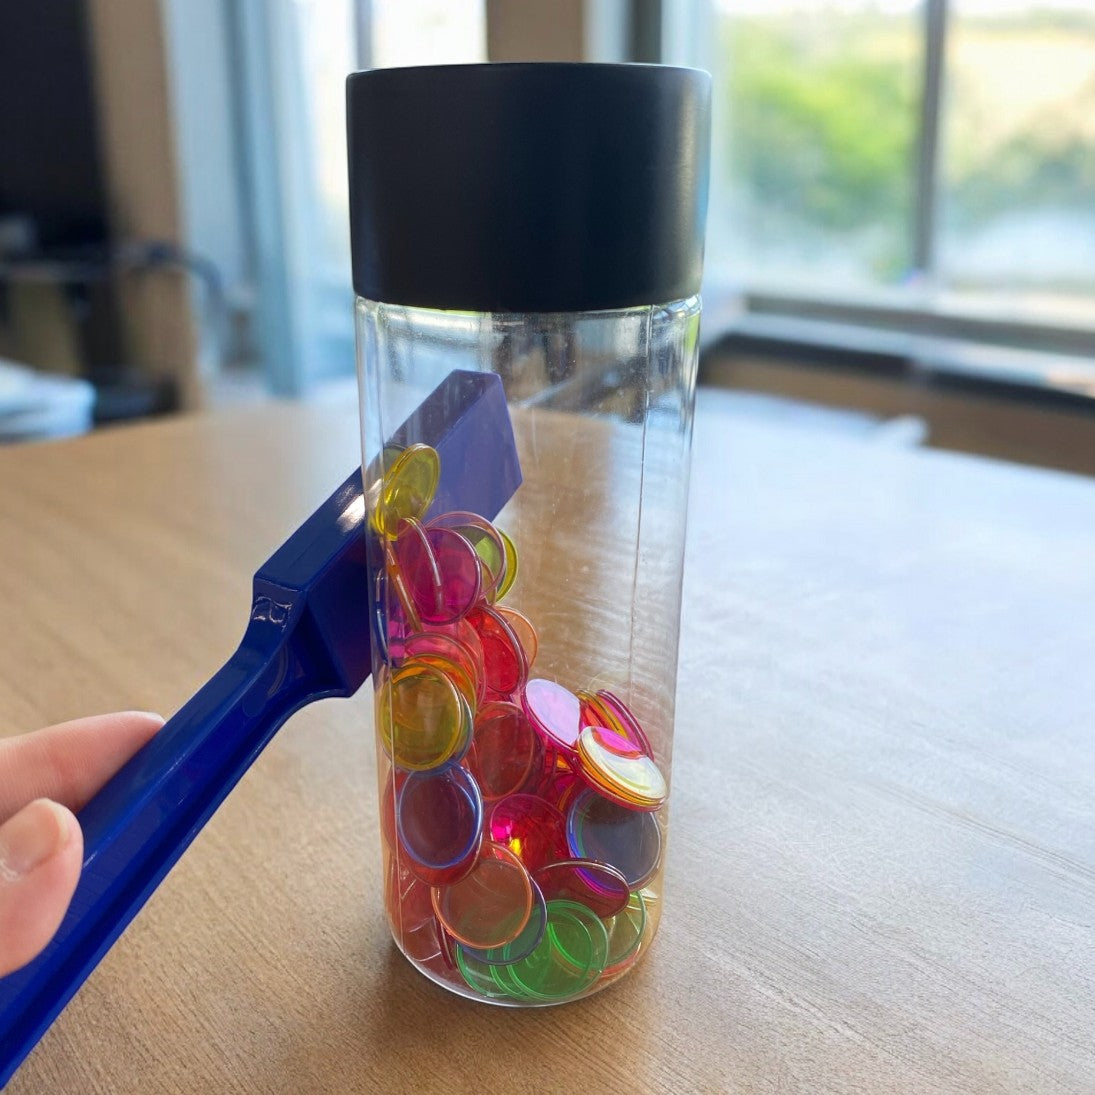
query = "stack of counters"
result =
(575, 726, 667, 810)
(574, 688, 666, 810)
(454, 899, 609, 1004)
(578, 689, 653, 754)
(369, 444, 667, 1002)
(487, 900, 609, 1002)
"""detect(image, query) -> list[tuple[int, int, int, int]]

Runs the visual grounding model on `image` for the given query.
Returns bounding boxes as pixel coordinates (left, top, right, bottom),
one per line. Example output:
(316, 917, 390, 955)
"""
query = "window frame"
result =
(664, 0, 1095, 393)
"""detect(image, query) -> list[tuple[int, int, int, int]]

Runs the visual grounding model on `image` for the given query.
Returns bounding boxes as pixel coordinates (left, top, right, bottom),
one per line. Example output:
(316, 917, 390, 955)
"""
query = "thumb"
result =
(0, 799, 83, 978)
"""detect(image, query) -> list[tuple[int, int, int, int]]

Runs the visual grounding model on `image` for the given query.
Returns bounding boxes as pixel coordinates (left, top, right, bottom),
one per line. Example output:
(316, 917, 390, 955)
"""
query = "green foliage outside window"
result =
(721, 9, 1095, 288)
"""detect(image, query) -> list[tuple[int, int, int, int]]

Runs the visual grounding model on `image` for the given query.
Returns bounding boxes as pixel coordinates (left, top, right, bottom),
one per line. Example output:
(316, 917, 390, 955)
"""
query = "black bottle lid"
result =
(347, 63, 710, 313)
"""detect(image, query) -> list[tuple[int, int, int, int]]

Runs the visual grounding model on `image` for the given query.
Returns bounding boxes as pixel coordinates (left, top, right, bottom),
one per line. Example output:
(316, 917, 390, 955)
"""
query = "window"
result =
(939, 1, 1095, 326)
(671, 0, 1095, 351)
(714, 0, 922, 293)
(234, 0, 486, 395)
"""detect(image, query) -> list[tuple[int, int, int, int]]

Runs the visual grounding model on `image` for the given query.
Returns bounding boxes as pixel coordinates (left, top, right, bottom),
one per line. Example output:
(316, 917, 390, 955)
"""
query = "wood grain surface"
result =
(1, 389, 1094, 1093)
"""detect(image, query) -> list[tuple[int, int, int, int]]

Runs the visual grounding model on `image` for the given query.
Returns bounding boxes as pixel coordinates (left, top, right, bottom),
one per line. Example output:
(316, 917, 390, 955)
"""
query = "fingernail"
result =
(129, 711, 165, 728)
(0, 800, 74, 880)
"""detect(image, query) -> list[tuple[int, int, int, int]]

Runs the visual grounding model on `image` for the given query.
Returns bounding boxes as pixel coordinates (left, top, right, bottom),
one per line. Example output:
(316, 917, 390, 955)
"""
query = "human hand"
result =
(0, 712, 164, 978)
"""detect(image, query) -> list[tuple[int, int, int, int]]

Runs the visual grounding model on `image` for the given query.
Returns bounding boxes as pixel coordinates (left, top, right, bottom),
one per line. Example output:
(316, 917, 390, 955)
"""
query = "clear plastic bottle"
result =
(348, 63, 710, 1005)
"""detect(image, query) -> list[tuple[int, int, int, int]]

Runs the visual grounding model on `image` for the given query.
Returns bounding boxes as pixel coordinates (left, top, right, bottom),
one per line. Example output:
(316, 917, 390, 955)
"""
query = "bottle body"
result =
(357, 296, 700, 1005)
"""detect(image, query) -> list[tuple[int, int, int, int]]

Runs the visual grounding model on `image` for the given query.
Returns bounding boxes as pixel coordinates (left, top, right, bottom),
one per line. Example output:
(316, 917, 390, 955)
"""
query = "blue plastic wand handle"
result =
(0, 370, 521, 1085)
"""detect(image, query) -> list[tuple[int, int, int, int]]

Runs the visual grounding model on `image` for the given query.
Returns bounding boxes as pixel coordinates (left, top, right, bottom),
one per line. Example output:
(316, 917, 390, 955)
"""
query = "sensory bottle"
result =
(348, 62, 710, 1005)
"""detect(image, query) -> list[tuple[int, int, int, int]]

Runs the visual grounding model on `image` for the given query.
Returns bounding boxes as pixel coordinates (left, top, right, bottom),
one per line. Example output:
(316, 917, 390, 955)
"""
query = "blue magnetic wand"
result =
(0, 371, 522, 1085)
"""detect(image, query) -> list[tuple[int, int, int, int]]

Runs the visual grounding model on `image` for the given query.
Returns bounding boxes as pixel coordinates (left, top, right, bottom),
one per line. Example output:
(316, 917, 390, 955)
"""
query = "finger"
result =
(0, 799, 84, 977)
(0, 712, 164, 823)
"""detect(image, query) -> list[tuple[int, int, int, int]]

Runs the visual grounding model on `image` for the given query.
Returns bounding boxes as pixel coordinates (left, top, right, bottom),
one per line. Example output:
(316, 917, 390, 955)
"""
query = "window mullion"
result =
(913, 0, 949, 284)
(352, 0, 372, 70)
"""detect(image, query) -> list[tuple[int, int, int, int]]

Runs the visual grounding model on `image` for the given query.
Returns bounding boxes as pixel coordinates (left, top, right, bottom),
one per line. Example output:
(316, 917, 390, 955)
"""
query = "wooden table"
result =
(1, 390, 1093, 1093)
